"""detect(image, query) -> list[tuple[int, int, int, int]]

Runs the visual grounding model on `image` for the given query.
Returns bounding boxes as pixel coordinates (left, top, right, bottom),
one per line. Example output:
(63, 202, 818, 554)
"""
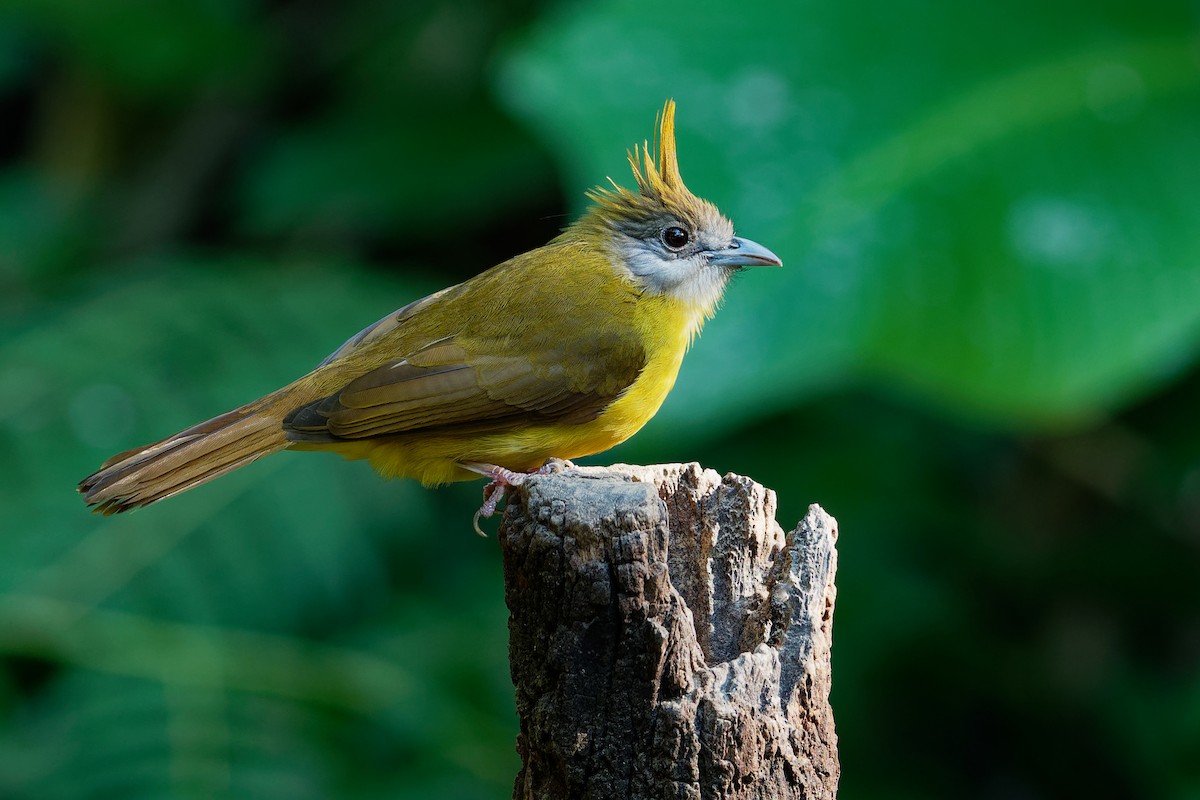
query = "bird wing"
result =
(283, 334, 646, 441)
(314, 287, 454, 368)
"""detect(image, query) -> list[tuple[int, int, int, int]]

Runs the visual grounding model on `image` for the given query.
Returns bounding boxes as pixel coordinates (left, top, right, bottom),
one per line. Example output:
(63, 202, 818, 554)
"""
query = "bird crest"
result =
(585, 100, 715, 228)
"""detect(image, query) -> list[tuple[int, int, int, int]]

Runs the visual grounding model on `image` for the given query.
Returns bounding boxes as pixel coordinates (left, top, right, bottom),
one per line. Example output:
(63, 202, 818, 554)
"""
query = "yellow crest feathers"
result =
(630, 100, 684, 199)
(584, 99, 710, 226)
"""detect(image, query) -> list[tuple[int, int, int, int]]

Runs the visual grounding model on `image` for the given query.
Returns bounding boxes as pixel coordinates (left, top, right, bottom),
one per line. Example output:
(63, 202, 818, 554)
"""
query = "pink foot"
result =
(461, 459, 576, 536)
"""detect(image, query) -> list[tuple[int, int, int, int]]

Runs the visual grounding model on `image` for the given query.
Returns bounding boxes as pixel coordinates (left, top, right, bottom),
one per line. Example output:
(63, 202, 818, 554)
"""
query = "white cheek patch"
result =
(623, 249, 729, 315)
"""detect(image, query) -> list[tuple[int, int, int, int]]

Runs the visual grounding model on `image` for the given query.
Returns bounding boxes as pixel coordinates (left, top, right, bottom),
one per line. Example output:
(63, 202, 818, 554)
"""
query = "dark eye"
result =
(661, 226, 690, 250)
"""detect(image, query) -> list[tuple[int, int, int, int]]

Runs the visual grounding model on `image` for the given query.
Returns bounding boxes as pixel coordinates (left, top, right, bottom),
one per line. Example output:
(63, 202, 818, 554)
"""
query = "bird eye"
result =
(661, 226, 690, 250)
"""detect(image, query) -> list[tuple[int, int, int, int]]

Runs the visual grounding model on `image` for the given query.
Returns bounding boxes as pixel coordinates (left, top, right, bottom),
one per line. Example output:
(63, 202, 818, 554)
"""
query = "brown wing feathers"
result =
(284, 360, 507, 439)
(282, 337, 643, 442)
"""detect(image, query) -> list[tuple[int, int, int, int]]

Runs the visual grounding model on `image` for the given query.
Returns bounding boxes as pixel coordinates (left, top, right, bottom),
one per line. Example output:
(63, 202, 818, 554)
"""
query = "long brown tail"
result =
(78, 401, 290, 515)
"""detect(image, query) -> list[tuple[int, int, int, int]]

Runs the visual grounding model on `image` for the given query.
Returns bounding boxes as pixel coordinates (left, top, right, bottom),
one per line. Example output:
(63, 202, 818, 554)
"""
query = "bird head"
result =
(578, 100, 782, 318)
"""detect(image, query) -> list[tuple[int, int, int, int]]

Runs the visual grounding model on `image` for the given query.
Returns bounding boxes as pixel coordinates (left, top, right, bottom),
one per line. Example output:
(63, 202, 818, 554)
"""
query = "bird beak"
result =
(708, 236, 783, 268)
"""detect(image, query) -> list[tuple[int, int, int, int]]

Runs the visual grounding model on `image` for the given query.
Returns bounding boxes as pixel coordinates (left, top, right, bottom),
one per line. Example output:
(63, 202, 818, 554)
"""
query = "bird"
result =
(78, 100, 782, 528)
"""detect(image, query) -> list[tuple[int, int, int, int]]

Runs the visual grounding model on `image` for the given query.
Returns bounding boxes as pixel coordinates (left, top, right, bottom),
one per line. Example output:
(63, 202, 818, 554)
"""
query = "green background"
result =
(2, 1, 1199, 797)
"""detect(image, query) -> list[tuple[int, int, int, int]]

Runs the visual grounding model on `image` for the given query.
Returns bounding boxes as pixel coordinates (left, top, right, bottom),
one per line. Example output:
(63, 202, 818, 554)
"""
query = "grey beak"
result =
(708, 236, 783, 268)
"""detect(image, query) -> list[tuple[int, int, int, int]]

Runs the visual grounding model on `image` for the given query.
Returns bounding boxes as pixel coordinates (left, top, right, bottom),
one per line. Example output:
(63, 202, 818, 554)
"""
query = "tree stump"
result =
(499, 463, 839, 800)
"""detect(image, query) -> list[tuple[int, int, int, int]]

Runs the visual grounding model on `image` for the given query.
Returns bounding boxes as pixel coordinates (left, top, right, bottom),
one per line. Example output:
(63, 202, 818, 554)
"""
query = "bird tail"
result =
(78, 401, 290, 515)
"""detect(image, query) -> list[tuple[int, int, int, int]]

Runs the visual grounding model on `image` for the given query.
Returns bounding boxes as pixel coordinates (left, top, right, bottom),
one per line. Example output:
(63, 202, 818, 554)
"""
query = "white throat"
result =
(618, 245, 730, 316)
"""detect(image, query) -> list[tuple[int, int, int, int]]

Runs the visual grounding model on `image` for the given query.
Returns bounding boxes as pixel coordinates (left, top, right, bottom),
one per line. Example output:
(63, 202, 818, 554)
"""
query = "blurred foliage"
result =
(0, 1, 1198, 798)
(504, 1, 1200, 429)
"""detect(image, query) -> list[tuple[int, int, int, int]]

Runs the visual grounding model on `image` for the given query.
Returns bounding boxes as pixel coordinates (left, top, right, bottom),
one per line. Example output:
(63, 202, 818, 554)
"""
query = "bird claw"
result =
(536, 458, 575, 475)
(463, 459, 576, 537)
(472, 480, 508, 537)
(467, 465, 528, 537)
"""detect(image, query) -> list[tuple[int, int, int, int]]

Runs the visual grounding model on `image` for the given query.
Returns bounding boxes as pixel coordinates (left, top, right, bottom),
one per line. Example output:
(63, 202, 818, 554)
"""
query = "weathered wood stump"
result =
(499, 463, 839, 800)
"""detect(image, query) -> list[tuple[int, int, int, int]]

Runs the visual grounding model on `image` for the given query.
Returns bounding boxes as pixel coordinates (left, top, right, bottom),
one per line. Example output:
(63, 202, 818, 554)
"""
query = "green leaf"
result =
(499, 0, 1200, 430)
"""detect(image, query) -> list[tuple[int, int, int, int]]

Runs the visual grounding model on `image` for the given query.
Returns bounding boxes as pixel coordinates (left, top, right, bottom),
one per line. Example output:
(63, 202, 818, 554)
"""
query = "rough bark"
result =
(499, 463, 839, 800)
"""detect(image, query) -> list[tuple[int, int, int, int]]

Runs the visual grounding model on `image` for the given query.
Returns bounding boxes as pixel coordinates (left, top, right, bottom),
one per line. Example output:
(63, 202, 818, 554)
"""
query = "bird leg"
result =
(461, 459, 576, 537)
